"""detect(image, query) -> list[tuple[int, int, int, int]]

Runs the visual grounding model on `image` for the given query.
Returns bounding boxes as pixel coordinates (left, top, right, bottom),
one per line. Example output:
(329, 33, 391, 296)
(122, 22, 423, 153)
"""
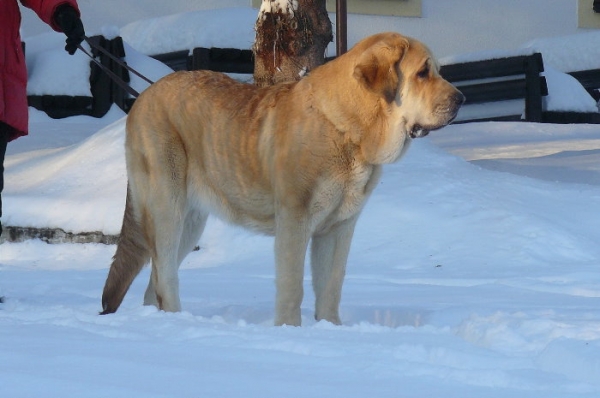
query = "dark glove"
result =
(54, 5, 85, 55)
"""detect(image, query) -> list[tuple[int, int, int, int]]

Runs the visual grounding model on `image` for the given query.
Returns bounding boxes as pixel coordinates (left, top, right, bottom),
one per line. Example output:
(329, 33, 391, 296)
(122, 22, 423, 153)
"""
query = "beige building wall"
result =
(324, 0, 421, 17)
(20, 0, 600, 59)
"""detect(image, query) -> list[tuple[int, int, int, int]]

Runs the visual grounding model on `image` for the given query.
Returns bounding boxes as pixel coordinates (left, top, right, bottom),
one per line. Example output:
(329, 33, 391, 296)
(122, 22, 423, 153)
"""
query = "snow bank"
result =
(122, 42, 174, 93)
(25, 33, 92, 96)
(543, 66, 598, 112)
(523, 31, 600, 73)
(4, 116, 127, 234)
(120, 8, 258, 55)
(3, 126, 600, 396)
(24, 31, 172, 98)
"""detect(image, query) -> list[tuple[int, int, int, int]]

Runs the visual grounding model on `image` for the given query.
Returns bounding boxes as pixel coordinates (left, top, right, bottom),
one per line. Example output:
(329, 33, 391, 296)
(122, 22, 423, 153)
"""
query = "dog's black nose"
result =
(453, 91, 466, 107)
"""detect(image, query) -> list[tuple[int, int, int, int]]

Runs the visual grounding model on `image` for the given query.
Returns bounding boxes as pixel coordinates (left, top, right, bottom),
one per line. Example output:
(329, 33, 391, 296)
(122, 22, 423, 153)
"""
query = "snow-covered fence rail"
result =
(27, 37, 600, 125)
(26, 35, 255, 119)
(439, 53, 548, 123)
(150, 50, 190, 71)
(26, 35, 132, 118)
(568, 69, 600, 101)
(27, 94, 93, 119)
(550, 68, 600, 123)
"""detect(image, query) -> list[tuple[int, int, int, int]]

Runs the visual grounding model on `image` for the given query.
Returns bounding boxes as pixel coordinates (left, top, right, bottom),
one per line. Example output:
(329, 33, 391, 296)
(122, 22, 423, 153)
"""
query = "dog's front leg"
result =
(274, 212, 311, 326)
(310, 215, 359, 325)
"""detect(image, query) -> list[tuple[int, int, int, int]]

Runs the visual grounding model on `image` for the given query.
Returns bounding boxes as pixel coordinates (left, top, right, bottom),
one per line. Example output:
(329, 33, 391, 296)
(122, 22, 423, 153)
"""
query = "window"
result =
(251, 0, 422, 18)
(326, 0, 421, 17)
(578, 0, 600, 28)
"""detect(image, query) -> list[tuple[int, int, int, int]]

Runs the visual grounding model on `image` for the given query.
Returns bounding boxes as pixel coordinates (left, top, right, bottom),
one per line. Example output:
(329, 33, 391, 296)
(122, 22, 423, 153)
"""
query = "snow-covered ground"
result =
(2, 109, 600, 397)
(2, 6, 600, 398)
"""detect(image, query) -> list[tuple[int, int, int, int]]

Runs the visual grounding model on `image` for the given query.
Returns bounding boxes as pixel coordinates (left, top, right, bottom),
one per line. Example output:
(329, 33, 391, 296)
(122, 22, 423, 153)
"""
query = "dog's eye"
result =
(417, 65, 430, 79)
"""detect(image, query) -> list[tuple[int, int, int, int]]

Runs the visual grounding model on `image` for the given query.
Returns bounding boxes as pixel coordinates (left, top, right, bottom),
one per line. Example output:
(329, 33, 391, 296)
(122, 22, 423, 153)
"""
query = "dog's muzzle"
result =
(410, 91, 465, 139)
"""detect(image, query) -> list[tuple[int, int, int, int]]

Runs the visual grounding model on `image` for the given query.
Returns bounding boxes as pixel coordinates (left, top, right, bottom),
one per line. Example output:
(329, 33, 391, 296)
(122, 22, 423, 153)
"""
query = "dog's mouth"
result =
(409, 125, 430, 139)
(409, 110, 460, 139)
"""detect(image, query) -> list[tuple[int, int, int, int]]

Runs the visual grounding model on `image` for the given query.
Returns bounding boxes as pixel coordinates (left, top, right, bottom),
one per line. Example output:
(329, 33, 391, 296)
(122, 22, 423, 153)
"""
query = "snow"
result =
(258, 0, 299, 18)
(25, 32, 173, 97)
(2, 6, 600, 398)
(439, 32, 600, 118)
(120, 8, 258, 55)
(439, 30, 600, 73)
(523, 31, 600, 73)
(25, 34, 92, 97)
(543, 66, 599, 113)
(17, 0, 590, 59)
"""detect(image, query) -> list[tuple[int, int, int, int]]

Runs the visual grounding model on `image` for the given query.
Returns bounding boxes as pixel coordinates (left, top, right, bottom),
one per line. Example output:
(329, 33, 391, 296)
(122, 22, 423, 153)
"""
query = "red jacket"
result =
(1, 0, 80, 141)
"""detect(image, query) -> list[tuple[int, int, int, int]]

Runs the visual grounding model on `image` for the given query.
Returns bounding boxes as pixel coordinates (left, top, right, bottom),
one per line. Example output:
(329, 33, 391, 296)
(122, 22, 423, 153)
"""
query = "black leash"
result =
(77, 36, 155, 98)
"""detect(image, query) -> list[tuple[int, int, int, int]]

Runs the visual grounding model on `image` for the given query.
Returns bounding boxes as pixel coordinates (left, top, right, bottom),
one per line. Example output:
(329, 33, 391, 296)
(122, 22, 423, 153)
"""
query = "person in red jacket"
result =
(0, 0, 85, 236)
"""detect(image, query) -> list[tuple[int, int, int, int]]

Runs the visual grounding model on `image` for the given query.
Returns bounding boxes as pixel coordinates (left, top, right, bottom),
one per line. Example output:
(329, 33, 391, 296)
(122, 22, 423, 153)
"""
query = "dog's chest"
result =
(313, 161, 378, 229)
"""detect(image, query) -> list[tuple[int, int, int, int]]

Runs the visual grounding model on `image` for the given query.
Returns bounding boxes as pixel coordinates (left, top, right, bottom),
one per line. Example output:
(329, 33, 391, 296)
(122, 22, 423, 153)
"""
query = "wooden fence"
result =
(27, 36, 256, 118)
(439, 53, 548, 123)
(26, 36, 600, 124)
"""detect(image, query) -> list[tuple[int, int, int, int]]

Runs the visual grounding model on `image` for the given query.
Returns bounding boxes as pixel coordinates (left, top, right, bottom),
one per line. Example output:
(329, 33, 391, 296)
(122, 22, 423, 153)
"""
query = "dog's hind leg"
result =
(143, 192, 186, 312)
(310, 215, 359, 325)
(143, 209, 208, 308)
(134, 132, 192, 313)
(177, 209, 209, 263)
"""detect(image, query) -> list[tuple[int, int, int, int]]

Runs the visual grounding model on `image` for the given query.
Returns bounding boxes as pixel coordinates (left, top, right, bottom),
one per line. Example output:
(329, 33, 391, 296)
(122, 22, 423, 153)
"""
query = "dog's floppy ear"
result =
(353, 35, 409, 102)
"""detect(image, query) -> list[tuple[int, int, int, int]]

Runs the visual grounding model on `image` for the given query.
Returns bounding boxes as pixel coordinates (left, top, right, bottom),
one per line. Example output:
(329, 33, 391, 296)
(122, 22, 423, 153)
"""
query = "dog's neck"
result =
(301, 73, 409, 165)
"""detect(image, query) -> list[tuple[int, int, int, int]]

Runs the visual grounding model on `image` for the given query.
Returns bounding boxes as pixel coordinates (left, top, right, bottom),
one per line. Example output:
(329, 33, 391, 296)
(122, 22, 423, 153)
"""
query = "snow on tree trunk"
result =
(253, 0, 332, 87)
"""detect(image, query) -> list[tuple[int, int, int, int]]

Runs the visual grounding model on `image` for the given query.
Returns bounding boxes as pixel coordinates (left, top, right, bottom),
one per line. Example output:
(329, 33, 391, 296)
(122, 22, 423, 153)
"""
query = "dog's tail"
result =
(100, 185, 150, 314)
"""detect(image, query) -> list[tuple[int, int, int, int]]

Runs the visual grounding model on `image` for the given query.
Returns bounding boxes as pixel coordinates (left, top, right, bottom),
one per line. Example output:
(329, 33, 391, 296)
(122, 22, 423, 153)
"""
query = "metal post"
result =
(336, 0, 347, 56)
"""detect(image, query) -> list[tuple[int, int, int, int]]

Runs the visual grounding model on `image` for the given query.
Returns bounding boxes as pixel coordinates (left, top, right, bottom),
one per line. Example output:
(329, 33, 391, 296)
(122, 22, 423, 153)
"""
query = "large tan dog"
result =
(101, 32, 464, 326)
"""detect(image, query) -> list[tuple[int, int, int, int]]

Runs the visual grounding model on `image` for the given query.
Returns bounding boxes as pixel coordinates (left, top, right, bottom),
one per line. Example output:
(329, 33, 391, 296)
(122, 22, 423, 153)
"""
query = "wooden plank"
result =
(457, 79, 528, 104)
(440, 53, 544, 82)
(191, 47, 210, 71)
(452, 114, 523, 124)
(109, 37, 131, 113)
(524, 56, 546, 122)
(569, 69, 600, 89)
(27, 95, 93, 119)
(151, 50, 190, 71)
(542, 111, 600, 124)
(88, 35, 113, 118)
(191, 47, 253, 74)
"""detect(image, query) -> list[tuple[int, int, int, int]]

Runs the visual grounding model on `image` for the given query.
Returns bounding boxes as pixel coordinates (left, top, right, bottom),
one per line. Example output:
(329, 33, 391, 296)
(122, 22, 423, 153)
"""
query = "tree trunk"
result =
(253, 0, 333, 87)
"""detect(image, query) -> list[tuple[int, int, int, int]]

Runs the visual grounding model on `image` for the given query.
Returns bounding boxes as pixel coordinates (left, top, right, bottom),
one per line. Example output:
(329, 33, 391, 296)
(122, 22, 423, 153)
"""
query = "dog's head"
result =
(353, 33, 464, 140)
(305, 32, 463, 164)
